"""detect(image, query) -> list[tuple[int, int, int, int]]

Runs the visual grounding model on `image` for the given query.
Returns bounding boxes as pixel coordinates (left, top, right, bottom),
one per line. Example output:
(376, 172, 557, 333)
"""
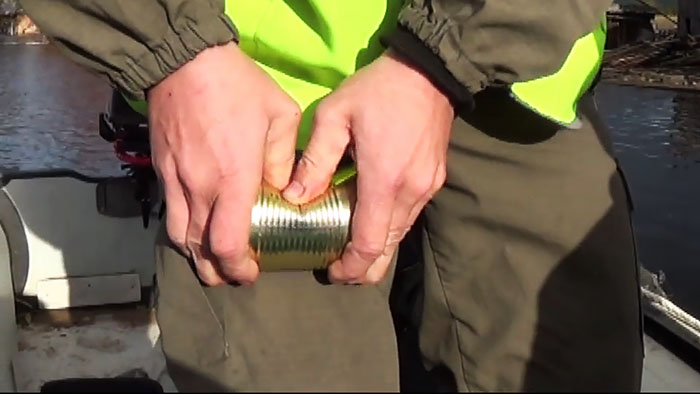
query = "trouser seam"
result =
(424, 224, 474, 393)
(162, 240, 231, 361)
(195, 284, 230, 358)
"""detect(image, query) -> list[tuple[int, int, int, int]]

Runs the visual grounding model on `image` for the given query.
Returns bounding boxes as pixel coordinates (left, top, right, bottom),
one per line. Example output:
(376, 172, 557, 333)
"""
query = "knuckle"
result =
(221, 262, 255, 284)
(265, 123, 288, 145)
(344, 265, 368, 281)
(177, 166, 202, 189)
(352, 241, 384, 263)
(280, 99, 302, 119)
(200, 277, 220, 287)
(152, 160, 167, 179)
(264, 143, 295, 166)
(315, 99, 337, 120)
(266, 156, 294, 170)
(314, 101, 346, 130)
(407, 173, 435, 198)
(282, 153, 296, 168)
(196, 266, 223, 287)
(220, 263, 243, 280)
(380, 171, 404, 195)
(168, 235, 186, 252)
(299, 152, 322, 172)
(154, 160, 177, 185)
(165, 225, 186, 250)
(209, 239, 243, 261)
(386, 227, 407, 246)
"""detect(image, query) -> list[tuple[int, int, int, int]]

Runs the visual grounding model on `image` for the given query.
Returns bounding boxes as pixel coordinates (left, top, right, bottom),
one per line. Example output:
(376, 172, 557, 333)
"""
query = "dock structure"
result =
(679, 0, 700, 39)
(600, 2, 700, 91)
(606, 3, 658, 49)
(0, 0, 39, 37)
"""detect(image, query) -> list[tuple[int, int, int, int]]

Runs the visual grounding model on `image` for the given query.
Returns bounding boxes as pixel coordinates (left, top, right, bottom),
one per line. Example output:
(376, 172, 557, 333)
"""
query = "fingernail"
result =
(283, 180, 305, 201)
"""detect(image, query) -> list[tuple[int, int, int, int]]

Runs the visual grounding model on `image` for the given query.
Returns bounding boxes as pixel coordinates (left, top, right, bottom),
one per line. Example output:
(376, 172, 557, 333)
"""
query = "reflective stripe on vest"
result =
(510, 19, 607, 127)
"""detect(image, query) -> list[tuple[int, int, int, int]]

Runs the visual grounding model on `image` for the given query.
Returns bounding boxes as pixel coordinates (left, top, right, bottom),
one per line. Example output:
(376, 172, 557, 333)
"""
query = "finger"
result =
(387, 159, 446, 245)
(181, 184, 231, 286)
(189, 243, 227, 286)
(385, 194, 415, 247)
(208, 182, 260, 284)
(263, 112, 300, 190)
(332, 161, 444, 285)
(283, 101, 350, 204)
(158, 163, 228, 286)
(157, 162, 190, 253)
(164, 182, 229, 286)
(330, 186, 416, 286)
(362, 243, 398, 285)
(184, 191, 229, 287)
(329, 176, 395, 283)
(406, 160, 447, 227)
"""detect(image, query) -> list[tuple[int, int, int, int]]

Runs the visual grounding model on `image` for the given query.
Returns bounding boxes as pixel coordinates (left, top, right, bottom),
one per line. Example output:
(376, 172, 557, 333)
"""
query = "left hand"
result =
(282, 50, 454, 284)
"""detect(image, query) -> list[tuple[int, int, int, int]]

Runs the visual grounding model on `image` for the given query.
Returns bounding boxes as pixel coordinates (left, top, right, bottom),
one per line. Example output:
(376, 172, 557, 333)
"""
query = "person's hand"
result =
(282, 50, 454, 284)
(148, 42, 301, 286)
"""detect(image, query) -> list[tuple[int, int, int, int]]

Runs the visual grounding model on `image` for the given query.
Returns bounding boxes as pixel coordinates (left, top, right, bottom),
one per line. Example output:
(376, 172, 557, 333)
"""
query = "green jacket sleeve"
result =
(18, 0, 238, 100)
(383, 0, 611, 111)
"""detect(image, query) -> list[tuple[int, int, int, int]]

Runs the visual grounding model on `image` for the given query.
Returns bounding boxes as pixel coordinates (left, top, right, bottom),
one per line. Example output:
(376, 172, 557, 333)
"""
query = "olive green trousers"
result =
(154, 89, 644, 392)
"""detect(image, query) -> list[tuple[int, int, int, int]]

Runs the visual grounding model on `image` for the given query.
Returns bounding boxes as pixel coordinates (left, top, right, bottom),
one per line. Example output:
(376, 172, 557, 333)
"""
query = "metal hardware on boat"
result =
(250, 179, 356, 271)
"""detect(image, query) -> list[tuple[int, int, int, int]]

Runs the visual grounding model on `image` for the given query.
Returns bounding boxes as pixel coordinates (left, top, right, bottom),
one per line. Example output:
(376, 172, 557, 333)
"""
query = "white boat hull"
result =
(2, 175, 158, 299)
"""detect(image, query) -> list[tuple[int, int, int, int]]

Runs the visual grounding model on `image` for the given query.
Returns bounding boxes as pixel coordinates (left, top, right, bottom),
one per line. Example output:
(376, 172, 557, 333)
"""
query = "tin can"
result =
(250, 180, 356, 271)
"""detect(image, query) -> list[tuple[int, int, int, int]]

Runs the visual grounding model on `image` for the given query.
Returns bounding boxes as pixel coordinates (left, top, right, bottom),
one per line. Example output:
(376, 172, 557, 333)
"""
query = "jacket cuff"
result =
(390, 4, 495, 108)
(115, 13, 238, 100)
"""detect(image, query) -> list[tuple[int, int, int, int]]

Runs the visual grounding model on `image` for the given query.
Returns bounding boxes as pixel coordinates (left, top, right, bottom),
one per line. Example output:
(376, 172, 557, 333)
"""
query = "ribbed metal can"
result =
(250, 180, 355, 271)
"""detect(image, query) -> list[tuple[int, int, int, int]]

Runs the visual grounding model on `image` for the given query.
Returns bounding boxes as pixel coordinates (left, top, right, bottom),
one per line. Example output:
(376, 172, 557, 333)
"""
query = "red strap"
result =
(113, 140, 152, 167)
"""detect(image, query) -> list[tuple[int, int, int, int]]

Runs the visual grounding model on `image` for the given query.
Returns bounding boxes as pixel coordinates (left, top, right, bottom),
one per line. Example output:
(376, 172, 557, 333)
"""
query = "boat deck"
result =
(7, 307, 700, 392)
(644, 333, 700, 391)
(12, 307, 175, 392)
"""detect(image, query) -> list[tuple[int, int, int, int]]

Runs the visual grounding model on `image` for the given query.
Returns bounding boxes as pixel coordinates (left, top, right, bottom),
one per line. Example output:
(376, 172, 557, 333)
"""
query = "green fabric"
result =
(124, 2, 604, 136)
(225, 1, 403, 148)
(510, 19, 607, 126)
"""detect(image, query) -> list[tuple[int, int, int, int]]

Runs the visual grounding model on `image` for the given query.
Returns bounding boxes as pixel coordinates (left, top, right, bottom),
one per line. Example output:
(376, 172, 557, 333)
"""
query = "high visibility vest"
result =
(126, 1, 606, 140)
(511, 18, 607, 127)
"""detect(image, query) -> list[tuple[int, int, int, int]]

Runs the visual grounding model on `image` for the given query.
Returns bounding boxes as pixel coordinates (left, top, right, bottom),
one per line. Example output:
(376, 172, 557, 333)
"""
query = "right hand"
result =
(147, 42, 301, 286)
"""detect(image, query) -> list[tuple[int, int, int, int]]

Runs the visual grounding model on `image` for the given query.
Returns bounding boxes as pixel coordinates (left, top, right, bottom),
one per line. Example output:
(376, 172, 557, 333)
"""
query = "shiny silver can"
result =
(250, 180, 355, 271)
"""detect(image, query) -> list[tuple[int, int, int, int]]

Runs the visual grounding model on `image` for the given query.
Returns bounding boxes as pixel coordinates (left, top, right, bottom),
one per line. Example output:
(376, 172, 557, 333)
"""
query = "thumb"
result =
(283, 104, 351, 204)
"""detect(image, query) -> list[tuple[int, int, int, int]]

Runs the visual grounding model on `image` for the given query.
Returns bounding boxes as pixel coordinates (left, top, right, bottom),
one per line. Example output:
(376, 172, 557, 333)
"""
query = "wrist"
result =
(383, 48, 454, 115)
(148, 42, 240, 102)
